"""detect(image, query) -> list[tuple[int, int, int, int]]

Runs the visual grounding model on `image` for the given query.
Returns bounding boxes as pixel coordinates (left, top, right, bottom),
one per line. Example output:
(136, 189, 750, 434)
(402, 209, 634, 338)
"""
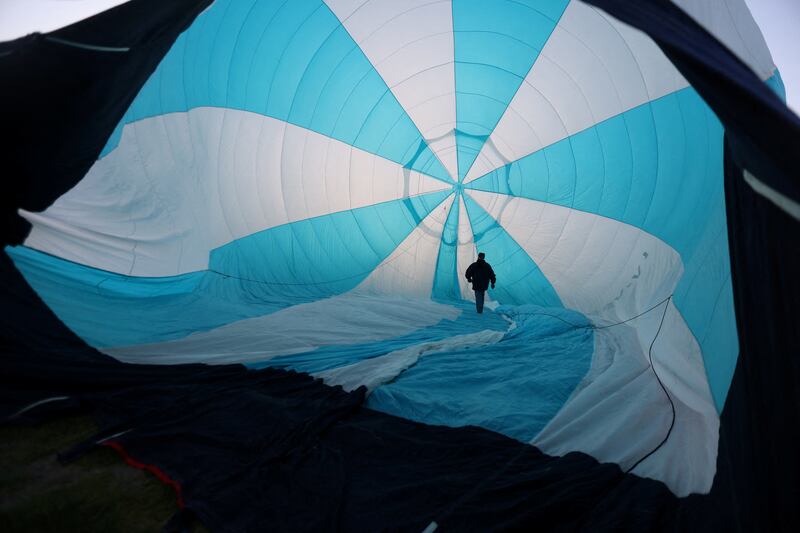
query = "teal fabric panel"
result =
(209, 190, 452, 298)
(259, 301, 593, 444)
(431, 193, 462, 300)
(367, 304, 593, 442)
(462, 194, 562, 307)
(452, 0, 569, 180)
(766, 70, 787, 101)
(100, 0, 451, 183)
(671, 192, 736, 411)
(466, 88, 722, 263)
(5, 246, 285, 347)
(467, 87, 737, 411)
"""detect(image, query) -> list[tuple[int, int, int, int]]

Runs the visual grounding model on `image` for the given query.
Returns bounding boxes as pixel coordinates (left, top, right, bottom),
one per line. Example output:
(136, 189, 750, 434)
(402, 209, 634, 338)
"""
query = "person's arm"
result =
(489, 266, 496, 288)
(465, 264, 473, 282)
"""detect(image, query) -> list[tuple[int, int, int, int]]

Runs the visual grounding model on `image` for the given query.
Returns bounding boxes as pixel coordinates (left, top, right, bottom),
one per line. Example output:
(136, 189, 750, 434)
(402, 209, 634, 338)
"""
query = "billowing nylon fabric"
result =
(262, 301, 508, 374)
(3, 0, 788, 504)
(366, 305, 593, 442)
(21, 108, 450, 277)
(1, 247, 686, 532)
(578, 1, 800, 528)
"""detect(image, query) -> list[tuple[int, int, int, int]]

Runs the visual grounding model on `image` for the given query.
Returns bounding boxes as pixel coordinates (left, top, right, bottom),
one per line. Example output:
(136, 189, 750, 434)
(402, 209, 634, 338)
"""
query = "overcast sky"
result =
(1, 0, 798, 113)
(745, 0, 800, 113)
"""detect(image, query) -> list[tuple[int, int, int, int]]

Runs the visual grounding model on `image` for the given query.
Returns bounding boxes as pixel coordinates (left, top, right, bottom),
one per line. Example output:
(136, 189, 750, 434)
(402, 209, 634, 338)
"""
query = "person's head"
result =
(478, 252, 485, 260)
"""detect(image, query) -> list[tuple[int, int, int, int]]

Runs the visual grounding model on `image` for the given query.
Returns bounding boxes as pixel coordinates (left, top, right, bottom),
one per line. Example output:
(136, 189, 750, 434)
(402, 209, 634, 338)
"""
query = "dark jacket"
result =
(465, 259, 496, 291)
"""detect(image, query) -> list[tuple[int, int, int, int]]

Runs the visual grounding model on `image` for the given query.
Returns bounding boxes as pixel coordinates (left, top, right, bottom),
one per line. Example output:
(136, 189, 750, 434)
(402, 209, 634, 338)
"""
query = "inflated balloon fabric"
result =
(7, 0, 783, 497)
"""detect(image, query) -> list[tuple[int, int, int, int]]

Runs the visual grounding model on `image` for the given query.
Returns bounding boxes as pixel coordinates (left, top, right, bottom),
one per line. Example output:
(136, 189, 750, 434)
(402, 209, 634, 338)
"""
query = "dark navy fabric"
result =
(583, 1, 800, 531)
(0, 0, 212, 245)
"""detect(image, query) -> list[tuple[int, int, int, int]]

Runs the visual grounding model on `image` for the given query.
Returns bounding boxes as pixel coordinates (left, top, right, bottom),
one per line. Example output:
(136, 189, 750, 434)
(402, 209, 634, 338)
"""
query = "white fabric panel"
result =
(671, 0, 776, 80)
(468, 190, 717, 495)
(354, 194, 455, 297)
(744, 169, 800, 221)
(21, 107, 449, 276)
(104, 293, 461, 365)
(315, 329, 505, 393)
(325, 0, 458, 180)
(464, 0, 690, 183)
(468, 190, 684, 319)
(423, 130, 458, 194)
(534, 301, 719, 496)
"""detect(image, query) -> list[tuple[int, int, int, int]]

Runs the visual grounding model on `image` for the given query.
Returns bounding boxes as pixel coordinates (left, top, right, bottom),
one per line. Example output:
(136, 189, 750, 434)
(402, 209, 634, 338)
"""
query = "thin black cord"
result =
(518, 294, 674, 332)
(569, 297, 676, 533)
(624, 296, 675, 474)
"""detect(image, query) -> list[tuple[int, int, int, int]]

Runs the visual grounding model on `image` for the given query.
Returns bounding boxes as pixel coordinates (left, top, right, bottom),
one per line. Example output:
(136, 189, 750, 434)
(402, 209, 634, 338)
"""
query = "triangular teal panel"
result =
(431, 192, 462, 300)
(453, 0, 569, 181)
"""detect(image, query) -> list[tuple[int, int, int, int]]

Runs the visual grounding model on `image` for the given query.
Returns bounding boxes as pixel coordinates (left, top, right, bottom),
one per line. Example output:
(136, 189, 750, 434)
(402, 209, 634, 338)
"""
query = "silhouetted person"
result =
(465, 252, 496, 314)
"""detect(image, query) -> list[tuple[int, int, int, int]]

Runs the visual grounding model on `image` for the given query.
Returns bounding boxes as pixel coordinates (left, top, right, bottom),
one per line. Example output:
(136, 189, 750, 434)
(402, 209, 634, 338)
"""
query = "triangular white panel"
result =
(325, 0, 458, 181)
(354, 193, 456, 297)
(464, 0, 690, 183)
(22, 107, 450, 277)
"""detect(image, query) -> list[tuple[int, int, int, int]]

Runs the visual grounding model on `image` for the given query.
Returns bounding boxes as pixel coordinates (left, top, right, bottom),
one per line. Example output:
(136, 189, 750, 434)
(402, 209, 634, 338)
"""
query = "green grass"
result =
(0, 415, 205, 532)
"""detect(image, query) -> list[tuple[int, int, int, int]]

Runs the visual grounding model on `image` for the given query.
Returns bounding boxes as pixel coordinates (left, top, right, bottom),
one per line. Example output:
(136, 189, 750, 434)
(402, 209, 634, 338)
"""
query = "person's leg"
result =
(475, 290, 484, 313)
